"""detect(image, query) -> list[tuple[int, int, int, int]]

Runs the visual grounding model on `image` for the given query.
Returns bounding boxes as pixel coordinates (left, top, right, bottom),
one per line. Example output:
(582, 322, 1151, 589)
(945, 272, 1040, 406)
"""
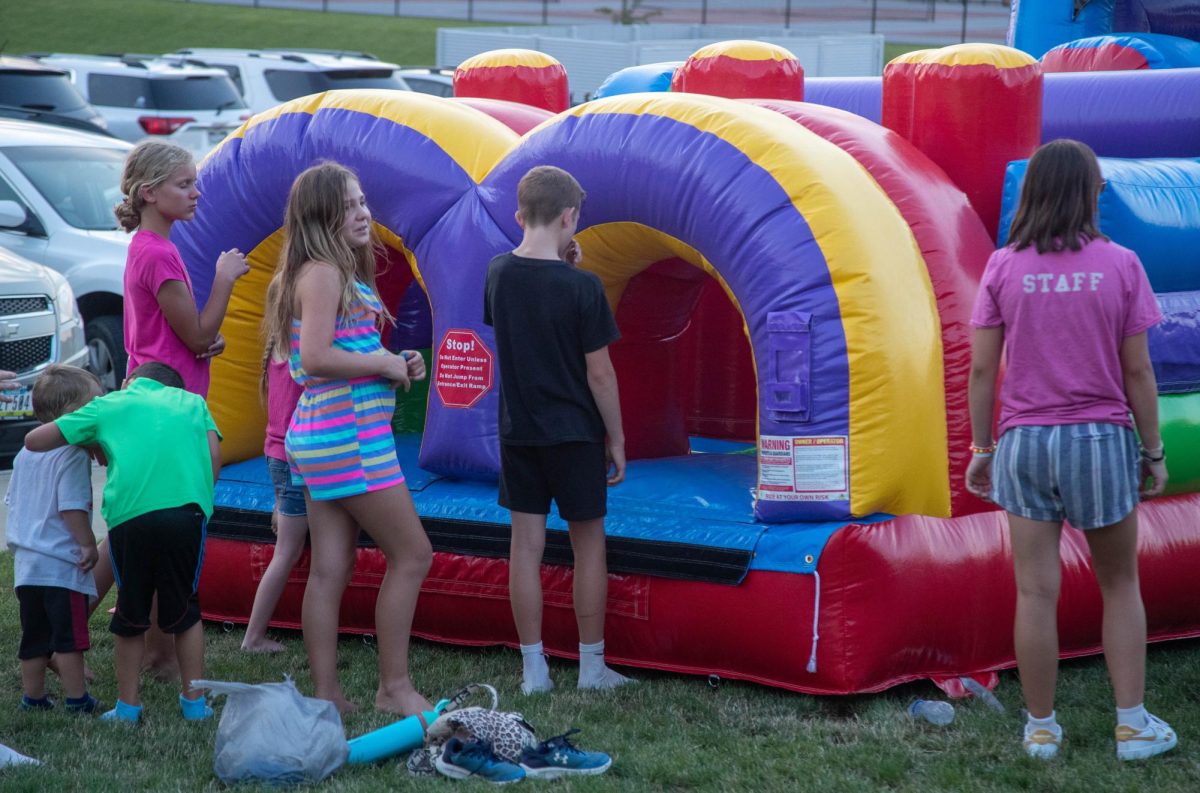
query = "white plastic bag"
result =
(0, 742, 39, 768)
(193, 676, 349, 785)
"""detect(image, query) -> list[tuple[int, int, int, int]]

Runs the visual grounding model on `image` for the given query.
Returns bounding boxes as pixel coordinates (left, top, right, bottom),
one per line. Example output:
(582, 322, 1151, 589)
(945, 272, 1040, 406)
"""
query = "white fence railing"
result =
(438, 25, 885, 102)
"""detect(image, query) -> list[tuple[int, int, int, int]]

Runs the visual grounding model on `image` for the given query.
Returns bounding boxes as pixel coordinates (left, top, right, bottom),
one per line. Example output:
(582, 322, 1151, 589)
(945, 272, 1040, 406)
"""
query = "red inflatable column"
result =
(882, 44, 1042, 240)
(671, 40, 804, 100)
(665, 41, 798, 442)
(453, 49, 569, 113)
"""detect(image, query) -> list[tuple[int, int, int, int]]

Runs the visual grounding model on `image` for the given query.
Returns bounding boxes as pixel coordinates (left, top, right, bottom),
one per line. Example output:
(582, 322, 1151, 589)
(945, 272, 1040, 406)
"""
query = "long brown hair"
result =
(265, 161, 392, 362)
(1006, 139, 1108, 254)
(259, 272, 283, 404)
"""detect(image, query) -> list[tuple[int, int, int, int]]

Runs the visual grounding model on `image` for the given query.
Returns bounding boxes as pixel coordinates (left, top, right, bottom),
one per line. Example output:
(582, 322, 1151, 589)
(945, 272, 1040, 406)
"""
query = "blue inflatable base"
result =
(214, 434, 891, 582)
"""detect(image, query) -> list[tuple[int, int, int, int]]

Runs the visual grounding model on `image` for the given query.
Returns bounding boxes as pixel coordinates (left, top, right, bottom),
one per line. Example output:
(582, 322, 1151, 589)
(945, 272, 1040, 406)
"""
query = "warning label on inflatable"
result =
(757, 436, 849, 502)
(435, 329, 494, 409)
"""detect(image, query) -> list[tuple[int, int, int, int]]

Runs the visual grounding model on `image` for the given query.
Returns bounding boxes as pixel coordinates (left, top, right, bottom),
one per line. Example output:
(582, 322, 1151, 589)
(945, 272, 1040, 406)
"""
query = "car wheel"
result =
(85, 315, 126, 392)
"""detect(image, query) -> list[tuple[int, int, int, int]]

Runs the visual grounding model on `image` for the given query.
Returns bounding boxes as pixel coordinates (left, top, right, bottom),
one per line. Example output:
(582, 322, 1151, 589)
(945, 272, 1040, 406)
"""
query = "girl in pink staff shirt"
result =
(966, 139, 1174, 762)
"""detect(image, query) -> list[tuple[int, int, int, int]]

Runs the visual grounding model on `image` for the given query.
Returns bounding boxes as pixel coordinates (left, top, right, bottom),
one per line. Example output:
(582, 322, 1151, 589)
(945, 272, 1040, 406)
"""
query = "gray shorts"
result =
(267, 456, 307, 518)
(992, 423, 1140, 530)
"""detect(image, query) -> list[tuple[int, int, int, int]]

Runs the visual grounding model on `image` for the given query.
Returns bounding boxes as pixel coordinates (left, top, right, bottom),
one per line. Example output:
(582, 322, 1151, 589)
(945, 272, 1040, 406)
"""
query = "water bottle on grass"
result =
(908, 699, 955, 726)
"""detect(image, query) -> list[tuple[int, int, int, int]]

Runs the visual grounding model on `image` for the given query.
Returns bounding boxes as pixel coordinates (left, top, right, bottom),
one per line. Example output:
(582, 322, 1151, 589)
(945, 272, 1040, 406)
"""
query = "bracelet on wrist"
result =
(969, 443, 996, 455)
(1141, 447, 1166, 463)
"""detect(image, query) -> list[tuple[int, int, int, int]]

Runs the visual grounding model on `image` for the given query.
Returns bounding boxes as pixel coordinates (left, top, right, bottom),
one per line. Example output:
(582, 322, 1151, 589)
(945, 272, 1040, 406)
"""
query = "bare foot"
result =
(240, 637, 286, 654)
(143, 657, 180, 683)
(48, 654, 95, 683)
(376, 682, 433, 717)
(323, 695, 358, 716)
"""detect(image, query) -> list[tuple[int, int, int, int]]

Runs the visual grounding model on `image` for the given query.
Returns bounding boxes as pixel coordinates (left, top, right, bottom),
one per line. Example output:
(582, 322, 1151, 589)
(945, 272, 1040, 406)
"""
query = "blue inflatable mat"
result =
(998, 157, 1200, 293)
(214, 435, 882, 583)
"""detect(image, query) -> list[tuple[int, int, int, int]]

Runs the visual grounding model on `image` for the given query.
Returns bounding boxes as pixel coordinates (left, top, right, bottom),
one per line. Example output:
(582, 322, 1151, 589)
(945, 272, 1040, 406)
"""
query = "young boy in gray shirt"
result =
(6, 365, 102, 713)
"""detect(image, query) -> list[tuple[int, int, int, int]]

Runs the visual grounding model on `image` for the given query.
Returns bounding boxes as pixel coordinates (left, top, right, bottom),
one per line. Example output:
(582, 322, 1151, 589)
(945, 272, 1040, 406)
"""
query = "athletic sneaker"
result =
(1023, 723, 1062, 760)
(435, 738, 526, 784)
(519, 729, 612, 779)
(18, 695, 54, 712)
(1116, 713, 1177, 761)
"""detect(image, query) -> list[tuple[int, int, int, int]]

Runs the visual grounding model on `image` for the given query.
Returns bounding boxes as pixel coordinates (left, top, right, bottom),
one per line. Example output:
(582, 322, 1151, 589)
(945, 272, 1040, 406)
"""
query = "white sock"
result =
(1117, 703, 1148, 730)
(577, 640, 635, 690)
(1026, 711, 1061, 733)
(520, 642, 553, 694)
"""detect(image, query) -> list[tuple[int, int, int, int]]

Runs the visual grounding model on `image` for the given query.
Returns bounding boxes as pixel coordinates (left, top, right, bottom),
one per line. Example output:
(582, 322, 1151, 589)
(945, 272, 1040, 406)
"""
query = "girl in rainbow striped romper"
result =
(266, 161, 433, 718)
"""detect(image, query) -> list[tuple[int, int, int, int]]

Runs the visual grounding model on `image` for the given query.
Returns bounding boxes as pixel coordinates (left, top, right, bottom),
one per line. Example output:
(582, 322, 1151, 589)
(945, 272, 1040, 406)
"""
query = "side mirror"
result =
(0, 200, 26, 229)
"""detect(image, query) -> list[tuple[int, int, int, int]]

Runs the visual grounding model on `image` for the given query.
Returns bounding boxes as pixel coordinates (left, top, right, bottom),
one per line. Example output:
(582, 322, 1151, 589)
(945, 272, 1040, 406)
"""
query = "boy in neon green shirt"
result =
(25, 361, 221, 723)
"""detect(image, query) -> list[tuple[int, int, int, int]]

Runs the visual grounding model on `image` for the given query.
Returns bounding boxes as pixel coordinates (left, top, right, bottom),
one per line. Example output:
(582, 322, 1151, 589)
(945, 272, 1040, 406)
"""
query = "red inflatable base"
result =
(199, 493, 1200, 694)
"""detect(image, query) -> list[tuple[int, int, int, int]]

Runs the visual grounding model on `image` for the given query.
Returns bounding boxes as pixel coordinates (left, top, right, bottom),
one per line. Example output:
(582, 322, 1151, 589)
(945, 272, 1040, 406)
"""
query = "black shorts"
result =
(498, 441, 607, 522)
(107, 504, 206, 637)
(16, 586, 90, 659)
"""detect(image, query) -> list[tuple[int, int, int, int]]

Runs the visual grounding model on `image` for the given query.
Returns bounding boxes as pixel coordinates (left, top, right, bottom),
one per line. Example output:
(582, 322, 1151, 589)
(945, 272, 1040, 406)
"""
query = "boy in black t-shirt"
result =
(484, 165, 634, 694)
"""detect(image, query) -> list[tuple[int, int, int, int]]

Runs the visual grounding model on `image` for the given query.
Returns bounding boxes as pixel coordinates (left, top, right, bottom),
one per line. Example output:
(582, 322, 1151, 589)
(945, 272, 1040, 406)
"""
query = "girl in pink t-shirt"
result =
(96, 142, 249, 680)
(241, 279, 308, 654)
(115, 141, 249, 397)
(966, 140, 1174, 761)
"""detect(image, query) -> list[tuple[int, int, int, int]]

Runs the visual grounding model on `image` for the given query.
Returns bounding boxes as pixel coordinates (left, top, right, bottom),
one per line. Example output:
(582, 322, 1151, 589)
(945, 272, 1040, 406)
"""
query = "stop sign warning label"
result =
(435, 329, 494, 409)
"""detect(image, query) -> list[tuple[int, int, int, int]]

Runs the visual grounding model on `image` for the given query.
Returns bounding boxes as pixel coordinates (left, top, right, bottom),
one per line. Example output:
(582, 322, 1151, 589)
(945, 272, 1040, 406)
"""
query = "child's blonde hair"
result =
(260, 272, 283, 404)
(265, 161, 392, 361)
(31, 365, 101, 423)
(114, 141, 194, 233)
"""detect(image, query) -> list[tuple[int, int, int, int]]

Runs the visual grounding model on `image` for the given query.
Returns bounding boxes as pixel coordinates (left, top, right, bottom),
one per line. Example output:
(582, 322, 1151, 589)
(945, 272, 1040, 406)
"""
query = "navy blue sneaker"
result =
(19, 694, 54, 712)
(66, 693, 100, 714)
(519, 729, 612, 779)
(435, 738, 526, 785)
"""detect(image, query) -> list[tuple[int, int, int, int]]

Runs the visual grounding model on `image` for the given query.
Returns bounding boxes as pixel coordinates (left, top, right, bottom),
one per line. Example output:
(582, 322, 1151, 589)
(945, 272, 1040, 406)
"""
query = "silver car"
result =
(36, 54, 247, 160)
(0, 119, 131, 391)
(0, 247, 88, 463)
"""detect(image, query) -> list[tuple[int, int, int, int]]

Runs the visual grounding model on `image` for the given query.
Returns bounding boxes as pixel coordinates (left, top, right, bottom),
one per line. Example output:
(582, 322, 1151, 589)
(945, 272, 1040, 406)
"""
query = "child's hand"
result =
(1140, 457, 1168, 499)
(78, 542, 99, 572)
(403, 350, 426, 382)
(965, 455, 993, 500)
(561, 239, 583, 266)
(606, 436, 626, 486)
(198, 333, 226, 359)
(0, 369, 17, 402)
(379, 353, 412, 392)
(215, 248, 250, 285)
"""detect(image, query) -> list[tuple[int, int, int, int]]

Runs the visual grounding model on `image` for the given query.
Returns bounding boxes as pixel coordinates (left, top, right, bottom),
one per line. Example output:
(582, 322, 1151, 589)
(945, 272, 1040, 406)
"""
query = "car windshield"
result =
(5, 145, 126, 230)
(88, 73, 246, 111)
(404, 77, 453, 98)
(265, 68, 405, 101)
(0, 72, 89, 113)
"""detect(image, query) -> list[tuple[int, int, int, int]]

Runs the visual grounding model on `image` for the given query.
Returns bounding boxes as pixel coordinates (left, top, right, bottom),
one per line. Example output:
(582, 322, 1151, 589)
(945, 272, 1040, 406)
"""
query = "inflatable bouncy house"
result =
(181, 29, 1200, 695)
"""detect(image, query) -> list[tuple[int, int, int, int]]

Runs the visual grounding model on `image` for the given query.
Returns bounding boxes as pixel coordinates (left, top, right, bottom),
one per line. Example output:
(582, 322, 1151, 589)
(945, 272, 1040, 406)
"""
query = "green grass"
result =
(1, 552, 1198, 791)
(0, 0, 496, 67)
(884, 41, 938, 63)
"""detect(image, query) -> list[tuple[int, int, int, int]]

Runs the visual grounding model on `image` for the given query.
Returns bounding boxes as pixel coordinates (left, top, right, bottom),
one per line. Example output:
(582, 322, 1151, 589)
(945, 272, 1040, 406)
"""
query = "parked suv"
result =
(397, 67, 455, 98)
(0, 119, 132, 392)
(0, 56, 108, 132)
(0, 247, 88, 465)
(34, 54, 247, 159)
(172, 48, 410, 115)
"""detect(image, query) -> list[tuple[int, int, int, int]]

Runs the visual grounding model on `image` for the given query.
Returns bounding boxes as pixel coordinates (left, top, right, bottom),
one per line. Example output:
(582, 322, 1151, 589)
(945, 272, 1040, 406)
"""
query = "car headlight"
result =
(55, 280, 80, 325)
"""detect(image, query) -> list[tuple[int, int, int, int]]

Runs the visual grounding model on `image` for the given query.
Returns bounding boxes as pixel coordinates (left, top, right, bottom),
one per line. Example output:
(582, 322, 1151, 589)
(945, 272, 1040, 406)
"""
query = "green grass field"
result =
(0, 551, 1197, 792)
(0, 0, 487, 67)
(1, 0, 930, 70)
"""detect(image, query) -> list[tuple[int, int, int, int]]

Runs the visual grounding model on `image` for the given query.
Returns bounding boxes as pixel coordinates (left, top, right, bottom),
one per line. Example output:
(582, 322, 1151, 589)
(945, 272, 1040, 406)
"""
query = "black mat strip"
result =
(207, 506, 750, 585)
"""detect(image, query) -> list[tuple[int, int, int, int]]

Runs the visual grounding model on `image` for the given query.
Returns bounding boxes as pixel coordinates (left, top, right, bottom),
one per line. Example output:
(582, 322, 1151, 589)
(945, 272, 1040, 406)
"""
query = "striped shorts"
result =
(992, 422, 1140, 530)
